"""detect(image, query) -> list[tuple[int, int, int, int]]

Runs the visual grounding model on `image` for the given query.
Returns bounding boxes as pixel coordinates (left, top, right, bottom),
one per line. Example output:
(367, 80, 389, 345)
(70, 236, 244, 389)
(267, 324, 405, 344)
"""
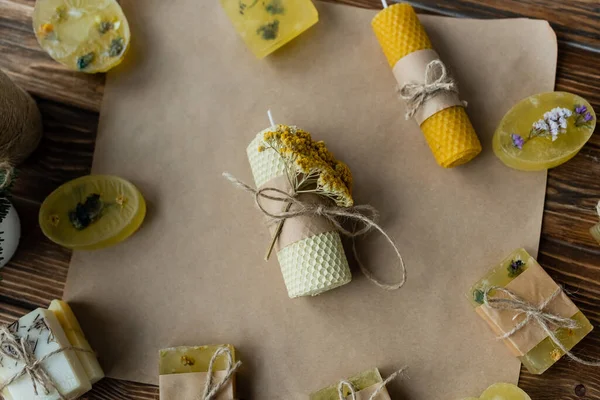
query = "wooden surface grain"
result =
(1, 0, 599, 399)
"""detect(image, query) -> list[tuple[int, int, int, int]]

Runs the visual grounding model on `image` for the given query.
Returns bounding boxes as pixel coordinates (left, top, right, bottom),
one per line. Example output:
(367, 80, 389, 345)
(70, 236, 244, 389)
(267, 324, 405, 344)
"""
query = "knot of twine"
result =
(202, 346, 242, 400)
(399, 60, 462, 120)
(223, 173, 406, 291)
(0, 324, 93, 399)
(337, 367, 407, 400)
(483, 286, 600, 366)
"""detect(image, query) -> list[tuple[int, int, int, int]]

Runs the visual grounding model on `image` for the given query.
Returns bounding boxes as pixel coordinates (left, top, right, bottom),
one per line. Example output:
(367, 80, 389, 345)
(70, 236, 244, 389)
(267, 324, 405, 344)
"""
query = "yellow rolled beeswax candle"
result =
(371, 4, 482, 168)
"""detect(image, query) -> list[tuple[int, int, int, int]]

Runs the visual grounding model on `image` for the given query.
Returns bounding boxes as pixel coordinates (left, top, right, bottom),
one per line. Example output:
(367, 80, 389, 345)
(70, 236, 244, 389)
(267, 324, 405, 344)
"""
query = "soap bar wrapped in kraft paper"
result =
(372, 3, 482, 168)
(310, 367, 406, 400)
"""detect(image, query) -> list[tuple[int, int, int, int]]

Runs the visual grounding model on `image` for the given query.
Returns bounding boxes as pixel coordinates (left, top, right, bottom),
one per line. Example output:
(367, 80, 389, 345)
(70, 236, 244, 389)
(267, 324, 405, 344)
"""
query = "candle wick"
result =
(267, 109, 275, 129)
(381, 0, 388, 8)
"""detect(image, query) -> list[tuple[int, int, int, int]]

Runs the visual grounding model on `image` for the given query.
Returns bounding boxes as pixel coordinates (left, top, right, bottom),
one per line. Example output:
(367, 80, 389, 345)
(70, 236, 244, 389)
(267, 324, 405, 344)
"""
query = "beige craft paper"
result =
(392, 49, 463, 125)
(64, 2, 557, 399)
(476, 259, 579, 356)
(159, 370, 233, 400)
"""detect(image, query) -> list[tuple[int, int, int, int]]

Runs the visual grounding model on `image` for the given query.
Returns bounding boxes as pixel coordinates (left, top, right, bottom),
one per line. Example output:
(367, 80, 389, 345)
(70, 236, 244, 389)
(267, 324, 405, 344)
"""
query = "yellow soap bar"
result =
(371, 4, 481, 168)
(49, 300, 105, 384)
(33, 0, 130, 73)
(159, 345, 236, 374)
(461, 383, 531, 400)
(220, 0, 318, 58)
(310, 368, 385, 400)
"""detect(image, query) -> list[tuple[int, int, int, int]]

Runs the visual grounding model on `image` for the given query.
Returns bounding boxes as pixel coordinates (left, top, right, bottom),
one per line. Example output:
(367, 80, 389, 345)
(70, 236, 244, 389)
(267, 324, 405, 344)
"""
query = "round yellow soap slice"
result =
(40, 175, 146, 250)
(479, 383, 531, 400)
(33, 0, 130, 73)
(493, 92, 596, 171)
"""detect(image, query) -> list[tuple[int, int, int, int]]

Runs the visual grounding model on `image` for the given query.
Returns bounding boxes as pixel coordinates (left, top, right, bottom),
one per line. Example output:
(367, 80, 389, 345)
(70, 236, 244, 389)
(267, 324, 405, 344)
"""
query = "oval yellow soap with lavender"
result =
(220, 0, 318, 59)
(460, 383, 531, 400)
(33, 0, 130, 73)
(493, 92, 596, 171)
(40, 175, 146, 250)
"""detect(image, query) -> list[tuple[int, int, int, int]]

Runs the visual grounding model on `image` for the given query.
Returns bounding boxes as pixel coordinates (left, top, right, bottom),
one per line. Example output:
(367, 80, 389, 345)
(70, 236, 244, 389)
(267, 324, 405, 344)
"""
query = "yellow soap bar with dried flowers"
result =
(33, 0, 130, 73)
(371, 4, 481, 168)
(467, 248, 593, 374)
(48, 300, 104, 384)
(220, 0, 318, 58)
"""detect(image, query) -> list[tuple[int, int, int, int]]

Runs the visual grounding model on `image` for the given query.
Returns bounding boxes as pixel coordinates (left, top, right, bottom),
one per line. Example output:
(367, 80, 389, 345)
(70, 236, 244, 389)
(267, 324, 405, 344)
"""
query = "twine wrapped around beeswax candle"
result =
(201, 346, 242, 400)
(0, 324, 92, 400)
(483, 286, 600, 367)
(0, 70, 42, 165)
(337, 367, 407, 400)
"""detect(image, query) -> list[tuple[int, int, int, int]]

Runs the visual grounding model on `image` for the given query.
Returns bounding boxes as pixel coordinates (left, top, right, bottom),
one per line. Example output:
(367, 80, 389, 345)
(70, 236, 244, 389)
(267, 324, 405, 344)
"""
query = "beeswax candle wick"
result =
(381, 0, 388, 8)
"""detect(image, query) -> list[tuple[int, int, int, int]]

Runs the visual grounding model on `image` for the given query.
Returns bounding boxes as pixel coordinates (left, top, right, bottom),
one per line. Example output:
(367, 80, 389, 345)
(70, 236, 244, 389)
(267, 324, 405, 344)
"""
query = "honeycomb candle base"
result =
(467, 248, 594, 374)
(246, 126, 352, 298)
(371, 3, 481, 168)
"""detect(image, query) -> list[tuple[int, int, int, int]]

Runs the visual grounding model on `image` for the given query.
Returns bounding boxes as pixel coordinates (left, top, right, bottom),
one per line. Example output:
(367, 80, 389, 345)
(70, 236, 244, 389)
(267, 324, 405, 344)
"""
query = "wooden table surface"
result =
(1, 0, 599, 399)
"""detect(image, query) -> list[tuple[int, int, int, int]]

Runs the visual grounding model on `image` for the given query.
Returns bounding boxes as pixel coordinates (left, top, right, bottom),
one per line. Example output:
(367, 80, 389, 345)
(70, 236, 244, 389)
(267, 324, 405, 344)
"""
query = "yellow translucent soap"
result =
(39, 175, 146, 250)
(461, 383, 531, 400)
(468, 248, 594, 374)
(310, 368, 383, 400)
(159, 345, 236, 375)
(220, 0, 318, 58)
(49, 300, 105, 384)
(33, 0, 130, 73)
(493, 92, 596, 171)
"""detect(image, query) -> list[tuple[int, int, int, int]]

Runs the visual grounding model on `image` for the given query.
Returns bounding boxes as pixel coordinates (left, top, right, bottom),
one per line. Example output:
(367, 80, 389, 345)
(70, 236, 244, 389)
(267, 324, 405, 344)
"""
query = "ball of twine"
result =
(0, 69, 42, 166)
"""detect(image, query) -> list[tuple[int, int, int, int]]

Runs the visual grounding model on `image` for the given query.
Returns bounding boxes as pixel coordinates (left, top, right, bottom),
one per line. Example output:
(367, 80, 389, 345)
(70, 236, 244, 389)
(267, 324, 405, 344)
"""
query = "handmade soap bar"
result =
(39, 175, 146, 250)
(310, 368, 390, 400)
(493, 92, 596, 171)
(246, 125, 352, 298)
(33, 0, 130, 73)
(461, 382, 531, 400)
(48, 300, 104, 384)
(590, 201, 600, 244)
(468, 248, 594, 374)
(159, 345, 236, 400)
(0, 309, 91, 400)
(220, 0, 318, 58)
(371, 4, 481, 168)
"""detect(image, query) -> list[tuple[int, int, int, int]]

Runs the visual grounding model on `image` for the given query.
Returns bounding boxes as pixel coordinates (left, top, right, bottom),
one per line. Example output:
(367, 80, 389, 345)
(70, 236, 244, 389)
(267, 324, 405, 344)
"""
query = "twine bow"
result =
(201, 346, 242, 400)
(0, 324, 93, 399)
(399, 60, 461, 120)
(337, 367, 407, 400)
(483, 286, 600, 366)
(223, 173, 406, 291)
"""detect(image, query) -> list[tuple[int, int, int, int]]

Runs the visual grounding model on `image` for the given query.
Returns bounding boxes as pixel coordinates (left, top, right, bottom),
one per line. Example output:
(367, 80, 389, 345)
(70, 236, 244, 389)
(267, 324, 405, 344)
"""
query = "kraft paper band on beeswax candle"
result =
(393, 49, 463, 125)
(475, 261, 579, 357)
(260, 175, 336, 251)
(159, 371, 233, 400)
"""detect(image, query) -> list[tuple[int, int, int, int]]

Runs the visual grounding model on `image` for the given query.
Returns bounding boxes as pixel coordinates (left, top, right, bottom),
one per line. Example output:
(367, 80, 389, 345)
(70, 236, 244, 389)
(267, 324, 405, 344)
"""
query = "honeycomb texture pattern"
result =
(246, 128, 352, 298)
(591, 224, 600, 245)
(371, 3, 481, 168)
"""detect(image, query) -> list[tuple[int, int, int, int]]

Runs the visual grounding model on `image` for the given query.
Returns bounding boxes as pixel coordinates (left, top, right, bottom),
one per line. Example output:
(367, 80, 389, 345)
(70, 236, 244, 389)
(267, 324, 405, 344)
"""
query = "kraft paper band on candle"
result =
(260, 175, 337, 251)
(159, 371, 233, 400)
(392, 49, 463, 125)
(475, 261, 579, 357)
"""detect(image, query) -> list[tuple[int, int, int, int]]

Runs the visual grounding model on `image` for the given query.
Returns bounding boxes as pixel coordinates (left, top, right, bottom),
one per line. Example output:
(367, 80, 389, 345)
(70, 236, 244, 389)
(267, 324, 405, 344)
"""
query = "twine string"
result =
(483, 286, 600, 366)
(399, 60, 461, 120)
(223, 173, 406, 291)
(0, 325, 94, 399)
(337, 367, 407, 400)
(0, 161, 14, 191)
(596, 200, 600, 220)
(201, 346, 242, 400)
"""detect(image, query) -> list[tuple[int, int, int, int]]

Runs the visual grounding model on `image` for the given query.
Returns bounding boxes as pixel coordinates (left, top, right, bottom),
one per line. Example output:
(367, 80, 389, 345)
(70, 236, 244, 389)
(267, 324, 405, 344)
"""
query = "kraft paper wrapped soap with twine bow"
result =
(371, 2, 482, 168)
(224, 111, 407, 299)
(0, 302, 104, 400)
(309, 367, 407, 400)
(159, 345, 241, 400)
(468, 248, 599, 375)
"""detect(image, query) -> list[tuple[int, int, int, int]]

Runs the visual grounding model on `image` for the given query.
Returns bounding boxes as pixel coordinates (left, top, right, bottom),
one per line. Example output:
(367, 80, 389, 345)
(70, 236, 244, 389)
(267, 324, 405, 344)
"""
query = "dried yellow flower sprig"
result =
(258, 125, 354, 207)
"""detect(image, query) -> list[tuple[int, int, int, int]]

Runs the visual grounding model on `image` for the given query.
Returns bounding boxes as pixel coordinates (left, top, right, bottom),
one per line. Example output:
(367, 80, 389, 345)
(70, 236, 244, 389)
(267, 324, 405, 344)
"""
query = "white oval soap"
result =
(0, 203, 21, 268)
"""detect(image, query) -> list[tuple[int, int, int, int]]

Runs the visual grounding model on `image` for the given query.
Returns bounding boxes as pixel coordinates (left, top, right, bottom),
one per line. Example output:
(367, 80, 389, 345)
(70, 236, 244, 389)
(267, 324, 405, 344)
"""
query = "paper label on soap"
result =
(259, 174, 336, 251)
(348, 383, 391, 400)
(159, 371, 233, 400)
(392, 49, 463, 125)
(476, 258, 580, 356)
